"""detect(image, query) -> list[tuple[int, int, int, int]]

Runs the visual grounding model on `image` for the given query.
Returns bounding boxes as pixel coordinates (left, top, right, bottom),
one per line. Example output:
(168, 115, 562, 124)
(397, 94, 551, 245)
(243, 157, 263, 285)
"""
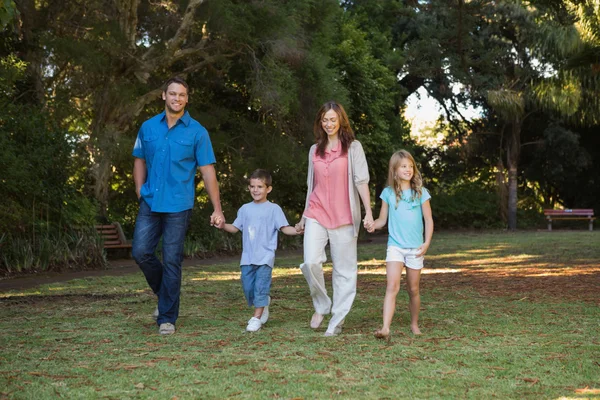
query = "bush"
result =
(431, 183, 504, 229)
(0, 229, 107, 275)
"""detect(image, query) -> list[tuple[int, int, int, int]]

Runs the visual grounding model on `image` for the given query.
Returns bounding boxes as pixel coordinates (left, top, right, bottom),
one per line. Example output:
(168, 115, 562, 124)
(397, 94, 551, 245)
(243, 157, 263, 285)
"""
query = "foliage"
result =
(0, 229, 106, 274)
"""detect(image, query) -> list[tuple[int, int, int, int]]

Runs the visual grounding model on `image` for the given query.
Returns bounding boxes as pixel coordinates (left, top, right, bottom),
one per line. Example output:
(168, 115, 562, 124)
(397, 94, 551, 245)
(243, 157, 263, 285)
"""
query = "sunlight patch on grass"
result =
(48, 285, 87, 291)
(456, 254, 537, 266)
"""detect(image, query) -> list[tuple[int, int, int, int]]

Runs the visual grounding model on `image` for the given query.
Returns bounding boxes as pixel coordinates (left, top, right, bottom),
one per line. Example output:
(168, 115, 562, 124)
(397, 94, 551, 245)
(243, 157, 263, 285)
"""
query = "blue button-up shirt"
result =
(132, 111, 216, 213)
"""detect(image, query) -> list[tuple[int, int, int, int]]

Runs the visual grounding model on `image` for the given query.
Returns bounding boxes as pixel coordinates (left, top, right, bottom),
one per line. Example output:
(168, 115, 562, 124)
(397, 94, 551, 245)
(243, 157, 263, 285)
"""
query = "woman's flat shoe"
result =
(310, 313, 324, 329)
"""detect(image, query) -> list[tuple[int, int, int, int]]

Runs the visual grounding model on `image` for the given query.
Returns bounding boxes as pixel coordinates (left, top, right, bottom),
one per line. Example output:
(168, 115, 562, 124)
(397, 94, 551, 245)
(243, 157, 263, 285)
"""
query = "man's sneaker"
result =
(159, 322, 175, 335)
(246, 317, 262, 332)
(152, 306, 159, 321)
(260, 296, 271, 324)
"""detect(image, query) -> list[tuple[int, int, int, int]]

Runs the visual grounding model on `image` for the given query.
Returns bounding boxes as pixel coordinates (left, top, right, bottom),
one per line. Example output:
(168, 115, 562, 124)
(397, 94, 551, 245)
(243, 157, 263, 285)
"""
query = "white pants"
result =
(300, 218, 357, 333)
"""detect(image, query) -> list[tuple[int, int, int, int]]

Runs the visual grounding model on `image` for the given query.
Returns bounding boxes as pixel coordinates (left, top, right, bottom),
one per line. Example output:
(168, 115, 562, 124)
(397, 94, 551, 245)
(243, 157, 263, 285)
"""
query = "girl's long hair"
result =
(313, 101, 355, 157)
(387, 150, 423, 208)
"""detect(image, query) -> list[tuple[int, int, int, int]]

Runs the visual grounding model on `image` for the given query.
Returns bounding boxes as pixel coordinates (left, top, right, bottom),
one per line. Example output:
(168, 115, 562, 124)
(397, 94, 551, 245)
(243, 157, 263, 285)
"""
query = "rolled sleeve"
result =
(132, 128, 145, 159)
(351, 141, 369, 185)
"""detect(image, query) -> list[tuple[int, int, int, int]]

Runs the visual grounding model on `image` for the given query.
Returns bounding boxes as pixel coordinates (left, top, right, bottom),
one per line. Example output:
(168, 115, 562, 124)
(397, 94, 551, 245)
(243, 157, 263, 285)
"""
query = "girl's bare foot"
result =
(374, 328, 390, 341)
(410, 325, 421, 335)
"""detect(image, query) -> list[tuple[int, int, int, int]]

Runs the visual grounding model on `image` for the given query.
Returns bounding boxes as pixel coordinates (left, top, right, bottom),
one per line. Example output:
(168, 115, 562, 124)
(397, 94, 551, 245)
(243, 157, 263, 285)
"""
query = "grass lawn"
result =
(1, 231, 599, 399)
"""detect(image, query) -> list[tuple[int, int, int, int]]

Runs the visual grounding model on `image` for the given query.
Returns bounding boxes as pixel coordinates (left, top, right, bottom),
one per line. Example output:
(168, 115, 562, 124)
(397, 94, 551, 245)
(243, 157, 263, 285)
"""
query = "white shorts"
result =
(385, 246, 424, 270)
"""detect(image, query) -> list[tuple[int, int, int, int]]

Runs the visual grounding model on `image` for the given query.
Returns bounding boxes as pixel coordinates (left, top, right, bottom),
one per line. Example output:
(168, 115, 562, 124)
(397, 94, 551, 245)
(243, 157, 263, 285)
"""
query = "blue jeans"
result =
(132, 200, 191, 325)
(240, 264, 272, 307)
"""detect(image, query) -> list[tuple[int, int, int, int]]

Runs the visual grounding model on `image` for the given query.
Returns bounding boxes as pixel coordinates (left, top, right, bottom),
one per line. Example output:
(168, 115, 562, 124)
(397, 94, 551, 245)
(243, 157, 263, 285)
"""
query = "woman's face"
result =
(321, 109, 340, 139)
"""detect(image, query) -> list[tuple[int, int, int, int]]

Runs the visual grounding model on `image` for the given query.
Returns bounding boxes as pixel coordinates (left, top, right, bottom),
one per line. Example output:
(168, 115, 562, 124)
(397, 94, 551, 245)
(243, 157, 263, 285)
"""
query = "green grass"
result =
(1, 231, 599, 399)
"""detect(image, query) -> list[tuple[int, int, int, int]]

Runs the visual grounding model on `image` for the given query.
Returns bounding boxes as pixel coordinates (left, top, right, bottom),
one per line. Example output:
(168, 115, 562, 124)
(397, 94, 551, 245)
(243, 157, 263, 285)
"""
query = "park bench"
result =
(95, 222, 132, 253)
(543, 209, 595, 231)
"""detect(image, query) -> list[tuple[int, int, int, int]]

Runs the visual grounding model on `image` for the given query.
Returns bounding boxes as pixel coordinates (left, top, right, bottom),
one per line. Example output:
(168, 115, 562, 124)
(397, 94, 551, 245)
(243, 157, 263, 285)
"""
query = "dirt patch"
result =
(422, 264, 600, 304)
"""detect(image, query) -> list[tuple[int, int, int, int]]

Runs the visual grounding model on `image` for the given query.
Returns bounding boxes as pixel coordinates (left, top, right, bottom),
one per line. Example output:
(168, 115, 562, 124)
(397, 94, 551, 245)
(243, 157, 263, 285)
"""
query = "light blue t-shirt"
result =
(232, 201, 290, 268)
(132, 111, 216, 213)
(380, 186, 431, 249)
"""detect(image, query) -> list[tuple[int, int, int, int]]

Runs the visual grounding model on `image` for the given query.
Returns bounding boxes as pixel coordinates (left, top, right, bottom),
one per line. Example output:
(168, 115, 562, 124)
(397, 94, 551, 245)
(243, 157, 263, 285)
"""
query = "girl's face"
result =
(395, 158, 414, 183)
(321, 109, 340, 139)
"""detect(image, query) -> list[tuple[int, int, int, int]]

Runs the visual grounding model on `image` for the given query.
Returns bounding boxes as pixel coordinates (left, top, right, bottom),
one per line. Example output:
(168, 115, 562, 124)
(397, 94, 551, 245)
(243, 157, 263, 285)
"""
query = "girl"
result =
(367, 150, 433, 338)
(295, 101, 374, 337)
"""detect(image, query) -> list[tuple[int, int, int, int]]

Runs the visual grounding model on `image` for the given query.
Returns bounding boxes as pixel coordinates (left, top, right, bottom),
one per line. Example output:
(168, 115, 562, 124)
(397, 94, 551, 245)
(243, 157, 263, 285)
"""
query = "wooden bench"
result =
(544, 209, 595, 231)
(95, 222, 132, 250)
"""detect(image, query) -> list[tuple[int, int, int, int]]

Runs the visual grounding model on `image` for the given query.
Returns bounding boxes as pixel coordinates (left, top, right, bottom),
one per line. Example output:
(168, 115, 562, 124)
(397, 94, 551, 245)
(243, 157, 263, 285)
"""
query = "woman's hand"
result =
(363, 214, 374, 232)
(295, 218, 305, 234)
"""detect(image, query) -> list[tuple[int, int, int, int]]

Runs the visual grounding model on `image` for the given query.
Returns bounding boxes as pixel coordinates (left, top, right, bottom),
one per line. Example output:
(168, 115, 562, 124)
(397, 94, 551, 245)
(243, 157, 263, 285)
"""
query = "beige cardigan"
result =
(303, 140, 370, 237)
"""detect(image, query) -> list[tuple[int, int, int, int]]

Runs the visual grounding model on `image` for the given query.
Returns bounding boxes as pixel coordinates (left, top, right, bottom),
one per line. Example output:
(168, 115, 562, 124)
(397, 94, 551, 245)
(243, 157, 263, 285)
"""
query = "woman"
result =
(296, 101, 374, 336)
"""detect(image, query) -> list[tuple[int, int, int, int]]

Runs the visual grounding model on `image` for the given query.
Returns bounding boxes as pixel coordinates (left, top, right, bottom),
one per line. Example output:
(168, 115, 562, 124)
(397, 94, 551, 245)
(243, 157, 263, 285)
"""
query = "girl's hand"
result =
(295, 218, 305, 234)
(416, 243, 429, 257)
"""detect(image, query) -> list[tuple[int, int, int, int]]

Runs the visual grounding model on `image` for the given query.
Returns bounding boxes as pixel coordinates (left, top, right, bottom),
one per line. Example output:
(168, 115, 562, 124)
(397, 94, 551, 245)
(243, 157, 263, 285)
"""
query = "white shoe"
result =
(159, 322, 175, 335)
(260, 296, 271, 324)
(152, 306, 159, 321)
(246, 317, 262, 332)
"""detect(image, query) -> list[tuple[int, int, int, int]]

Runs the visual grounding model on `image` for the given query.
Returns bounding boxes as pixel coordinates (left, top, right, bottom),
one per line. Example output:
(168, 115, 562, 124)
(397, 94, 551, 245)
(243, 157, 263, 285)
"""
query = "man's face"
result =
(162, 83, 188, 114)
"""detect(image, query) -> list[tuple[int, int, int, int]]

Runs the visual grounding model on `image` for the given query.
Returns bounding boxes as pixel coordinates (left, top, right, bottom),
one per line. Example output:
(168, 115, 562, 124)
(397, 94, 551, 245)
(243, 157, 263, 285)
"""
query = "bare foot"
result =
(310, 313, 324, 329)
(410, 325, 421, 335)
(374, 328, 390, 340)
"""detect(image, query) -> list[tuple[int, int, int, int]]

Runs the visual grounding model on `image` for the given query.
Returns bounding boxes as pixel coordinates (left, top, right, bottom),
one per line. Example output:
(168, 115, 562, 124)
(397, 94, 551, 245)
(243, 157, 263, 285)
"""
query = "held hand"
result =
(295, 219, 305, 234)
(363, 214, 374, 232)
(210, 211, 225, 227)
(212, 215, 225, 229)
(416, 243, 429, 257)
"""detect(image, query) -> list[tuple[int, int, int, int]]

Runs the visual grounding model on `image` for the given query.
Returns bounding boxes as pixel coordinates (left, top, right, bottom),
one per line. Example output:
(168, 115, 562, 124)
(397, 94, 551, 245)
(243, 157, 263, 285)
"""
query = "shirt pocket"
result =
(143, 135, 159, 158)
(171, 138, 194, 162)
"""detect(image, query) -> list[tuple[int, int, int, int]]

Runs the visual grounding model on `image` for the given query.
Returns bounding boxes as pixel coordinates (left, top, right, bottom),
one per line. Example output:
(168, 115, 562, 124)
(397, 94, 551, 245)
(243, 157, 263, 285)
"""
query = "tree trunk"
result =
(506, 121, 521, 231)
(495, 157, 508, 225)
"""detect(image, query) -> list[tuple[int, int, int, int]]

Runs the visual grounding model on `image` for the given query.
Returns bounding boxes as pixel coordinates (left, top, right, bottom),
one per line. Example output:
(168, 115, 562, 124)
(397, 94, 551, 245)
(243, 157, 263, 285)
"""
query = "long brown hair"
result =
(313, 101, 355, 157)
(387, 150, 423, 208)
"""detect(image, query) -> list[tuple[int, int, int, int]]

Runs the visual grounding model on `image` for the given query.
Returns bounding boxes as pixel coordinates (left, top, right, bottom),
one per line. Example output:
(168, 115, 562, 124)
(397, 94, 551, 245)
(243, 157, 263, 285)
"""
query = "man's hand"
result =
(210, 211, 225, 227)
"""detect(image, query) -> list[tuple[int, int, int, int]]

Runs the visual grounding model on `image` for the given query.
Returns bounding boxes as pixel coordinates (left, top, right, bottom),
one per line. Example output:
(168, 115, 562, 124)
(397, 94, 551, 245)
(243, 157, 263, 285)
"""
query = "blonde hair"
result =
(387, 150, 423, 208)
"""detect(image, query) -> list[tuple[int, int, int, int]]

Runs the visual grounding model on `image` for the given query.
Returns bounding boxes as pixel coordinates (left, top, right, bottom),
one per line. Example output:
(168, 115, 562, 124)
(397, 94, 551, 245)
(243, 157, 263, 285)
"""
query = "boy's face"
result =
(248, 178, 272, 203)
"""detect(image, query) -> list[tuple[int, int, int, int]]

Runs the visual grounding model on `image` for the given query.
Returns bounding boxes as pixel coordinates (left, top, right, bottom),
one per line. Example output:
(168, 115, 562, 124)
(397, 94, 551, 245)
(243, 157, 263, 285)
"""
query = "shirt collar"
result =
(159, 110, 191, 127)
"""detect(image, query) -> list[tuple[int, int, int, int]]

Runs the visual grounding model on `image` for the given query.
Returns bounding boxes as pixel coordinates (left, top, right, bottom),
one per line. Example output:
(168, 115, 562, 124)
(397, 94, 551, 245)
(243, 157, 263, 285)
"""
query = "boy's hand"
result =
(213, 215, 225, 229)
(295, 219, 305, 234)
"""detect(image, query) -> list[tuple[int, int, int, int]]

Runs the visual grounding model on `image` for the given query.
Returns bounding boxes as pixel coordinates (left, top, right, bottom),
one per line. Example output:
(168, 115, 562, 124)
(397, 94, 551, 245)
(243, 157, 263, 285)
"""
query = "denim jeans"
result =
(132, 200, 191, 325)
(240, 264, 272, 307)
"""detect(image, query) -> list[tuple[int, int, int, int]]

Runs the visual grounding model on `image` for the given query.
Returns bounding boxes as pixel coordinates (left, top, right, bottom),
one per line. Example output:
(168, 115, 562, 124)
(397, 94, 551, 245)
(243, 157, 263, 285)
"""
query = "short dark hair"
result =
(249, 169, 272, 186)
(163, 77, 189, 94)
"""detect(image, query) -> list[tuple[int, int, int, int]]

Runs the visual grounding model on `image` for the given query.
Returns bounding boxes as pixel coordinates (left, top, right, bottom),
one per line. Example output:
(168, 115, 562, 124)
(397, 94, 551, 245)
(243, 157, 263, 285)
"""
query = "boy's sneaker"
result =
(159, 322, 175, 335)
(260, 296, 271, 324)
(152, 306, 159, 321)
(246, 317, 262, 332)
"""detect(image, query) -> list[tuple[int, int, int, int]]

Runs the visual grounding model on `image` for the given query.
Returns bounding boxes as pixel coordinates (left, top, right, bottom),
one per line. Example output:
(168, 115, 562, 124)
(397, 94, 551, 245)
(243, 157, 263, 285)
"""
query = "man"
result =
(132, 77, 224, 335)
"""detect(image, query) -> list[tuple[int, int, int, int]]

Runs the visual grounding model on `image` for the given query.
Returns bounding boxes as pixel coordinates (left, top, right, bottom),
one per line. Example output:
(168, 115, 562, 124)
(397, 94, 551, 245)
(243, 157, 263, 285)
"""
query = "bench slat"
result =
(544, 209, 595, 231)
(95, 222, 131, 253)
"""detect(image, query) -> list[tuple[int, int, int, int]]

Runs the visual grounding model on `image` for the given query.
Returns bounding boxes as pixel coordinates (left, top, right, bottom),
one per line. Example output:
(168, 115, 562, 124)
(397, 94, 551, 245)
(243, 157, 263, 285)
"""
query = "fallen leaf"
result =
(575, 388, 600, 394)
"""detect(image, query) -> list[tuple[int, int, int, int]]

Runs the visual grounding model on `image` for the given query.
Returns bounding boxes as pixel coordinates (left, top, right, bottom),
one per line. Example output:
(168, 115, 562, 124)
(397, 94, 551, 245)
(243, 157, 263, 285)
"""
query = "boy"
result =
(215, 169, 299, 332)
